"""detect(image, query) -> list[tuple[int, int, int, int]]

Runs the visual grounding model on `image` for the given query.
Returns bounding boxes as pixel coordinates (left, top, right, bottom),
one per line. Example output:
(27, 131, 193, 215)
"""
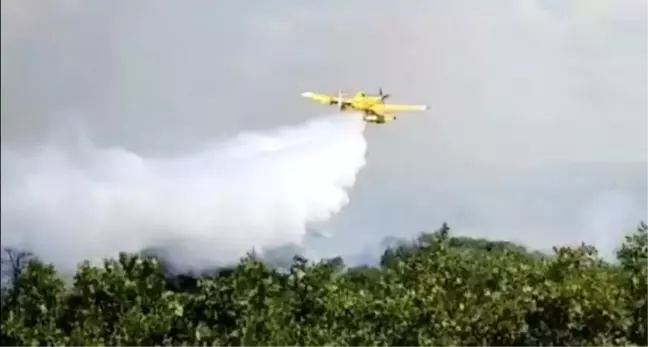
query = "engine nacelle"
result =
(363, 114, 396, 124)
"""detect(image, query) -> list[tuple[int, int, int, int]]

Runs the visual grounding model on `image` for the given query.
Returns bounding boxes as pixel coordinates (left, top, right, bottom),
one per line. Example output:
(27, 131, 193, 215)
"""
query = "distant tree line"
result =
(1, 222, 647, 346)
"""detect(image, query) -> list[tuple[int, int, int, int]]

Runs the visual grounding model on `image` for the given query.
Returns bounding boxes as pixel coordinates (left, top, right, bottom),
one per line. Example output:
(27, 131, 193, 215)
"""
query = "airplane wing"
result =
(301, 92, 337, 105)
(372, 103, 430, 113)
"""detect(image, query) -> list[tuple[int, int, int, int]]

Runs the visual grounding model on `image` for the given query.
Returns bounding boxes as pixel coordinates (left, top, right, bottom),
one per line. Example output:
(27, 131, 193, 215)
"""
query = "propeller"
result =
(337, 88, 345, 111)
(378, 87, 390, 101)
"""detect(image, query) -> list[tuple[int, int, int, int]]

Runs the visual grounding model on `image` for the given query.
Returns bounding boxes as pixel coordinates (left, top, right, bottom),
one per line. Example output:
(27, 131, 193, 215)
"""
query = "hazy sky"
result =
(2, 0, 646, 265)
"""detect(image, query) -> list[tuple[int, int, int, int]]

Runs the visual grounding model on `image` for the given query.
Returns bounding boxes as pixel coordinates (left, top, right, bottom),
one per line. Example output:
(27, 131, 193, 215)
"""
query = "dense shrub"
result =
(2, 223, 647, 346)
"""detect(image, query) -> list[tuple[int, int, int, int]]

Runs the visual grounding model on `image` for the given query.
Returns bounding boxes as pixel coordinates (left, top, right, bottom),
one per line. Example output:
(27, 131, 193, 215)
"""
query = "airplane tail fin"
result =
(378, 88, 390, 101)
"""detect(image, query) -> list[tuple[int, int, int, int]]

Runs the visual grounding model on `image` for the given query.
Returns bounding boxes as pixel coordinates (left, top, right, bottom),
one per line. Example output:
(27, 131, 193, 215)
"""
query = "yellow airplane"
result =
(301, 88, 429, 124)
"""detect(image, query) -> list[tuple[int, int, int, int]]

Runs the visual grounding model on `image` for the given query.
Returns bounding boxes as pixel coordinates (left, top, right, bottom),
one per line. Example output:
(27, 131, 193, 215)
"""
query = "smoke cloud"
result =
(1, 0, 645, 269)
(1, 114, 367, 273)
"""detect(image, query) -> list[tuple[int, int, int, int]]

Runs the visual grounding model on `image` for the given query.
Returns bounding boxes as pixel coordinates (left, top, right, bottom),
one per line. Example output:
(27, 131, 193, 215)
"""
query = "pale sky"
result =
(2, 0, 646, 265)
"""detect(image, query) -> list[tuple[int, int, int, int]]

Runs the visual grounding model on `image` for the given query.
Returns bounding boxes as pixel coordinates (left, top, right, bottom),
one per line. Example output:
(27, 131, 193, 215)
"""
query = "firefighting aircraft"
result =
(300, 88, 429, 124)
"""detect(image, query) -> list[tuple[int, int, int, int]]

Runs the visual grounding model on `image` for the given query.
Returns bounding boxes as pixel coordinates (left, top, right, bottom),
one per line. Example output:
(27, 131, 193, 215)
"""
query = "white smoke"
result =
(1, 114, 367, 273)
(2, 0, 644, 271)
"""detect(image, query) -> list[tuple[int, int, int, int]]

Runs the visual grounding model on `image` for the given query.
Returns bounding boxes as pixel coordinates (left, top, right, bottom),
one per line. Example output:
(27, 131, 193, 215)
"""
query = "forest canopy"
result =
(1, 222, 647, 346)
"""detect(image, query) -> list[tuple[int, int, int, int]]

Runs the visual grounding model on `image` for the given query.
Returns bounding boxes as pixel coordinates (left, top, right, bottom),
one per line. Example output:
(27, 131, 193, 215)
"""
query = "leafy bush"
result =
(2, 223, 647, 346)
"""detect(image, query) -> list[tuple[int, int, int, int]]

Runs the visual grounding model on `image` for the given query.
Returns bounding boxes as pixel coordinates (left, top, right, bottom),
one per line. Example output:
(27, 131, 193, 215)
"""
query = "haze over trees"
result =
(1, 222, 647, 346)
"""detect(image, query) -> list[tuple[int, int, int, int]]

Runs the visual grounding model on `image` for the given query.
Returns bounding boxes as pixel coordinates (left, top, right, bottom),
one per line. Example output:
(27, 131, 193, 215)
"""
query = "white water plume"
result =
(1, 114, 367, 273)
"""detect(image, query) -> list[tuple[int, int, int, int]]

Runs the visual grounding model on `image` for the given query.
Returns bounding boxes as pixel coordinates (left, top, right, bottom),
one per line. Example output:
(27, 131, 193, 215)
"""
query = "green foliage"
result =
(616, 221, 648, 345)
(2, 223, 647, 346)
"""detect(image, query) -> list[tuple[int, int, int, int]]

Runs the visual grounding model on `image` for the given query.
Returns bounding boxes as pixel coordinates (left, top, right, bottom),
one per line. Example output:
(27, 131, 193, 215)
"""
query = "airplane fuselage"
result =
(330, 93, 382, 114)
(323, 93, 397, 123)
